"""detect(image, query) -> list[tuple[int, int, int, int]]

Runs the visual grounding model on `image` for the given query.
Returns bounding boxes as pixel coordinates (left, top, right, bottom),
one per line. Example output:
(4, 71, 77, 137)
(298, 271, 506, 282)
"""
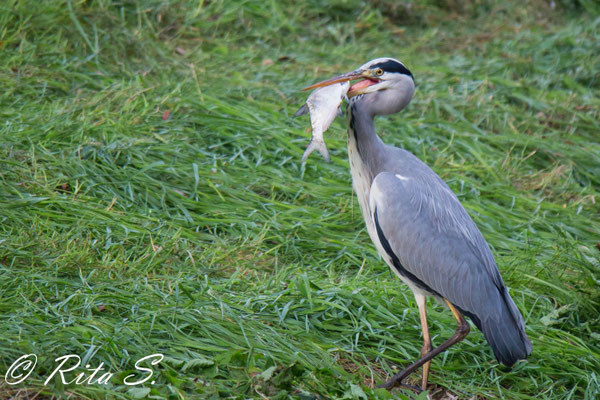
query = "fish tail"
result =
(302, 139, 330, 163)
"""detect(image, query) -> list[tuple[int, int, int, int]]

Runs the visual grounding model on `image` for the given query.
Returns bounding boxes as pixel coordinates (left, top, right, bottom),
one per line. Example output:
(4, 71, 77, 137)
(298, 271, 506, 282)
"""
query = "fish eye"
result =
(375, 68, 384, 76)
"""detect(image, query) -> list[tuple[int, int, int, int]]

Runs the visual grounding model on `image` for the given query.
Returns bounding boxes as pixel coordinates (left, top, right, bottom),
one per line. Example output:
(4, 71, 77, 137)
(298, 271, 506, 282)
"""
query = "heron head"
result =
(303, 57, 415, 115)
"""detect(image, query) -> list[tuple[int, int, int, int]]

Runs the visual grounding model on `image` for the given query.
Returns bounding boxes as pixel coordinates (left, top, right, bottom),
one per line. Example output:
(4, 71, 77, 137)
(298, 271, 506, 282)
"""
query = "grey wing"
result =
(369, 171, 503, 303)
(369, 171, 531, 365)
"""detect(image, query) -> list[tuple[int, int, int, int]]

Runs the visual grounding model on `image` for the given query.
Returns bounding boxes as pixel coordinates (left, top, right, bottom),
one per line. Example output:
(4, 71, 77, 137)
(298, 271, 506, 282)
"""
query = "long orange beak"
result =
(302, 70, 367, 91)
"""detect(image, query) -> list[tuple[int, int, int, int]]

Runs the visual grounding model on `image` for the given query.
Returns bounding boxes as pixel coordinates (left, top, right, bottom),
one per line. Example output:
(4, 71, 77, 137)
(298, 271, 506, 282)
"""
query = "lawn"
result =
(1, 0, 599, 399)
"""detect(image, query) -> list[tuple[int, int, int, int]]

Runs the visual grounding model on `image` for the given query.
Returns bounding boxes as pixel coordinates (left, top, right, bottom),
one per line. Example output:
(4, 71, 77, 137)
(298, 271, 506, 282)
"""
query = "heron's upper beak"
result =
(302, 69, 380, 98)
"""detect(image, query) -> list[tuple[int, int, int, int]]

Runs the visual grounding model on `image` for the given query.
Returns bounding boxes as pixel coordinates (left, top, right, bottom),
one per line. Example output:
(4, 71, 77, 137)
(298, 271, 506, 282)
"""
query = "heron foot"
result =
(376, 370, 422, 392)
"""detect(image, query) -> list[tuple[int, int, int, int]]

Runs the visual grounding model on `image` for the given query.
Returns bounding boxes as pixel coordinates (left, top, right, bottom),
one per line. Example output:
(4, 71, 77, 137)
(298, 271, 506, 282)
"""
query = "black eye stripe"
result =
(370, 60, 413, 78)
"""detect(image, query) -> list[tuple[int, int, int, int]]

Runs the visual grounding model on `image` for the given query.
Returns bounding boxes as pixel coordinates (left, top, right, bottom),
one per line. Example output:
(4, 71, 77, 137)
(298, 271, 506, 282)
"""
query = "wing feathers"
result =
(370, 171, 531, 365)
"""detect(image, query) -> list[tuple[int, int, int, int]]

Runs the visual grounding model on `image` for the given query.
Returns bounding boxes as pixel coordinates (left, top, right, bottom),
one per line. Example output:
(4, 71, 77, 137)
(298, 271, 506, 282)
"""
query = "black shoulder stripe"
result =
(373, 207, 439, 297)
(371, 60, 413, 78)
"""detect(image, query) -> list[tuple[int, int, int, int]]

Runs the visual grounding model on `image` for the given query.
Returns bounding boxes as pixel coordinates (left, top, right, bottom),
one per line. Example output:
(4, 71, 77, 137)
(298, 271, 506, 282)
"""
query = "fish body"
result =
(294, 81, 349, 162)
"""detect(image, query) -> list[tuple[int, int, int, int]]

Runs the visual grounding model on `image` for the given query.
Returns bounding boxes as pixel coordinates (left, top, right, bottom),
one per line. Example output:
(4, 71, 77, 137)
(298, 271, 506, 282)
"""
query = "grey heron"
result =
(302, 58, 532, 390)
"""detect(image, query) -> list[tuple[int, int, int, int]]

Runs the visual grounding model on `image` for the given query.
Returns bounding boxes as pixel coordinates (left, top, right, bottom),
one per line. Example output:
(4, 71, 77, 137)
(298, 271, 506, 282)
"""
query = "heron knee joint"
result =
(458, 321, 470, 336)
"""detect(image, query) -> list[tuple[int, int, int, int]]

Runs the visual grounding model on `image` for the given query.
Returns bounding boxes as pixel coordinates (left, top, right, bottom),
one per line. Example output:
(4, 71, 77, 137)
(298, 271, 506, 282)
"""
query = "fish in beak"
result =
(294, 67, 382, 162)
(294, 81, 349, 162)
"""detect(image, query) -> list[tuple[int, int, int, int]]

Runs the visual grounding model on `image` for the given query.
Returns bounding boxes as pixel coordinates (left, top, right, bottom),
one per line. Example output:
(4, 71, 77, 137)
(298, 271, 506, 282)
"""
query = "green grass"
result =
(1, 0, 599, 399)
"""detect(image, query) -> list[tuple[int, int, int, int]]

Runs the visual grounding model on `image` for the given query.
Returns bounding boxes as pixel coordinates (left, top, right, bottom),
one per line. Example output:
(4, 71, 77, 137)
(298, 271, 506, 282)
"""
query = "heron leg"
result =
(415, 293, 432, 390)
(377, 299, 470, 391)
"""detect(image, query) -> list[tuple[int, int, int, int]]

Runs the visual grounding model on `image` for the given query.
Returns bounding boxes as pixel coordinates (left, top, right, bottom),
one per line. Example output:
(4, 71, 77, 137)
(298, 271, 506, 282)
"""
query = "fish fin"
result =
(293, 103, 308, 118)
(302, 139, 330, 163)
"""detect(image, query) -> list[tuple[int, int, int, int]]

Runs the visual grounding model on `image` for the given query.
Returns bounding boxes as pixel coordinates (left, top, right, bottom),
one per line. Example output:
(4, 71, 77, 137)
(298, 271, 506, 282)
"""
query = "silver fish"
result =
(294, 81, 349, 162)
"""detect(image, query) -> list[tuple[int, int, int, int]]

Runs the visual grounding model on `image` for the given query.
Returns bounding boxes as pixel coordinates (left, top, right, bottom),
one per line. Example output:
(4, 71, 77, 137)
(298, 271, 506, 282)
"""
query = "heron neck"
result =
(347, 103, 385, 176)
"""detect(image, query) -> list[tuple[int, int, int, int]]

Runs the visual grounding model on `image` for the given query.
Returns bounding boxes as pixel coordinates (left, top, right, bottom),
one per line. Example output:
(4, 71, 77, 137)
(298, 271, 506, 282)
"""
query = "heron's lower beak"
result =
(302, 69, 379, 98)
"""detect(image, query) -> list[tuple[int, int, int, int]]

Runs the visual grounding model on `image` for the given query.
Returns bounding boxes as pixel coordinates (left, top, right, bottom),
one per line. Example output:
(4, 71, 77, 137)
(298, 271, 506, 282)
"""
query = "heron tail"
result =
(475, 288, 532, 366)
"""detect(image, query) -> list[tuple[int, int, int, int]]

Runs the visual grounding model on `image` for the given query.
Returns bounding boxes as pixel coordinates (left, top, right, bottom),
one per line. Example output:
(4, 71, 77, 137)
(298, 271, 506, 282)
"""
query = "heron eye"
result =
(375, 68, 384, 76)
